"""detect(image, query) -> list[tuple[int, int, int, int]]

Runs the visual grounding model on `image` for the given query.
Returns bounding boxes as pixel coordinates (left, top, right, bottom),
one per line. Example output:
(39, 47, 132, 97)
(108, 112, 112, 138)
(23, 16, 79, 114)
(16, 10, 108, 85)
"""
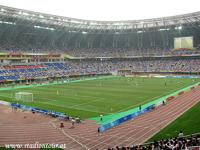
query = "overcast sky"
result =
(0, 0, 199, 21)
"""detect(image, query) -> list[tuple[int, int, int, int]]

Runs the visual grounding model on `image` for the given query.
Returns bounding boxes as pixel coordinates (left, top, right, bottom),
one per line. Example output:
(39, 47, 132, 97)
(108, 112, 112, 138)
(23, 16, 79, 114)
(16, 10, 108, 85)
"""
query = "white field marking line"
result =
(37, 96, 81, 104)
(33, 88, 105, 100)
(90, 92, 200, 148)
(17, 89, 78, 99)
(36, 98, 111, 114)
(49, 120, 90, 150)
(11, 87, 101, 100)
(70, 98, 105, 108)
(40, 98, 104, 108)
(32, 92, 112, 114)
(0, 91, 83, 104)
(39, 95, 88, 101)
(139, 99, 200, 145)
(74, 94, 105, 99)
(117, 84, 196, 112)
(54, 94, 106, 104)
(38, 96, 125, 115)
(24, 90, 96, 101)
(0, 93, 13, 98)
(38, 97, 57, 102)
(37, 96, 102, 110)
(22, 88, 107, 105)
(125, 93, 200, 146)
(0, 89, 66, 100)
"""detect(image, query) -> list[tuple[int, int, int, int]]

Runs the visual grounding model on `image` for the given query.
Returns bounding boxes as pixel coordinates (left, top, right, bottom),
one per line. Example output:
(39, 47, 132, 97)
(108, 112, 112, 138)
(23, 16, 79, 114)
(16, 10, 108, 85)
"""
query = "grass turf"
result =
(148, 101, 200, 142)
(0, 76, 199, 119)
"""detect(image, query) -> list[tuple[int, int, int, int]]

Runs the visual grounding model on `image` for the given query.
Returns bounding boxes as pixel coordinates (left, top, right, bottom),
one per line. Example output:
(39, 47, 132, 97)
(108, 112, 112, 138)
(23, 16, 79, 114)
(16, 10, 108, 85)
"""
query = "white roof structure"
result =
(0, 5, 200, 32)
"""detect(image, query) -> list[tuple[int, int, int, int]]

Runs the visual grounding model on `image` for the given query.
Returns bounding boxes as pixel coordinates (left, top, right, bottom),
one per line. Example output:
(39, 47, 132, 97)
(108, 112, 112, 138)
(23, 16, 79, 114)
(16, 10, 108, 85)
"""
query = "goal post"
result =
(15, 92, 33, 102)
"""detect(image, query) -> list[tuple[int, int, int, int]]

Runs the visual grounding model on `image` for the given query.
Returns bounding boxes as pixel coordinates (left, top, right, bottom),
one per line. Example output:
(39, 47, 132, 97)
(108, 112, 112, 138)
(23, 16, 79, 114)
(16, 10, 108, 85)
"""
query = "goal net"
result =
(15, 92, 33, 102)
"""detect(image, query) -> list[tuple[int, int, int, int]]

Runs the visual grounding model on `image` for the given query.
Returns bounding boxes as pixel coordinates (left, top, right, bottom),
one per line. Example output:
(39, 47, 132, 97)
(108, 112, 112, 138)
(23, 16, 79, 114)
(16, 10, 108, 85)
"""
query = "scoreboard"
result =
(174, 36, 193, 49)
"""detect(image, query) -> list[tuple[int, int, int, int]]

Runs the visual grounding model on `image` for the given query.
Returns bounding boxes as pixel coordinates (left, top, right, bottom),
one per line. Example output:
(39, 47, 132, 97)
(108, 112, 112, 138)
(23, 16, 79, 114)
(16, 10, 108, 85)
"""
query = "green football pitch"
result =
(0, 76, 199, 119)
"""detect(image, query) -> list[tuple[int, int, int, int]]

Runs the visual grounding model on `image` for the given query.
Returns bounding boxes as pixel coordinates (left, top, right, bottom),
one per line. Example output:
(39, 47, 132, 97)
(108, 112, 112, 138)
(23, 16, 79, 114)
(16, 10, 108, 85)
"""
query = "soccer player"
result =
(100, 114, 103, 121)
(139, 105, 141, 111)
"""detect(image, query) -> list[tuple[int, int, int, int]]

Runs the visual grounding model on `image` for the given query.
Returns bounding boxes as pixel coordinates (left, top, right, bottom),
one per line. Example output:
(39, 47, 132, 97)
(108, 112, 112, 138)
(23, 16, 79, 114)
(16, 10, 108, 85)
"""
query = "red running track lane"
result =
(0, 87, 200, 150)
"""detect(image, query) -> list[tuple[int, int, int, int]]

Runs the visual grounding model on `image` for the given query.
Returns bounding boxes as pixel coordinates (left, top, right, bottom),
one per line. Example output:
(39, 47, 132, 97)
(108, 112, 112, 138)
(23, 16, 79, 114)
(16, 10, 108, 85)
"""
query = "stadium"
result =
(0, 1, 200, 149)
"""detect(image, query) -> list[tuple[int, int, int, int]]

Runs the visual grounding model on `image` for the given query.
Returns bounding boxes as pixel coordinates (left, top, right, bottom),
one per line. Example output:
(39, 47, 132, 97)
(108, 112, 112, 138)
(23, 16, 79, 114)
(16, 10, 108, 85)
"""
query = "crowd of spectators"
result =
(64, 48, 200, 58)
(106, 133, 200, 150)
(0, 58, 199, 83)
(65, 58, 200, 73)
(1, 43, 200, 58)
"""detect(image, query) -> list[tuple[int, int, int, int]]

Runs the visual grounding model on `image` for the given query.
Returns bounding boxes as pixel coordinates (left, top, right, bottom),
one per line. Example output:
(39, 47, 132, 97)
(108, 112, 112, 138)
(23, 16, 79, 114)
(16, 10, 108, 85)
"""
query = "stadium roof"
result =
(0, 0, 200, 21)
(0, 4, 200, 32)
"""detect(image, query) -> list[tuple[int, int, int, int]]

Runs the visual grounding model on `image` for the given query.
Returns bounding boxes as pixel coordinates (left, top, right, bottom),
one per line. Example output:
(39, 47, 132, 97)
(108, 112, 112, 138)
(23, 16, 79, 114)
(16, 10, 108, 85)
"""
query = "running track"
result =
(0, 87, 200, 150)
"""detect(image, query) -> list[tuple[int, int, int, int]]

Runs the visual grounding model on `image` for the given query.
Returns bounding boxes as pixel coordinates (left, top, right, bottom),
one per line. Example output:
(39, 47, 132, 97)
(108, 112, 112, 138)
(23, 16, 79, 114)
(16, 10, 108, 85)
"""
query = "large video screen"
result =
(174, 36, 193, 49)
